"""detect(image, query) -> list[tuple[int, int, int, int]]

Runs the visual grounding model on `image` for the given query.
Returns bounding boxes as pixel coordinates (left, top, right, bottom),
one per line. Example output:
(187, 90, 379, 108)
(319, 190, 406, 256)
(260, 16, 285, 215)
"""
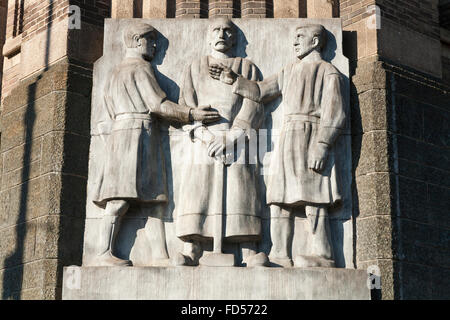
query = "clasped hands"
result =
(206, 128, 244, 162)
(189, 105, 221, 123)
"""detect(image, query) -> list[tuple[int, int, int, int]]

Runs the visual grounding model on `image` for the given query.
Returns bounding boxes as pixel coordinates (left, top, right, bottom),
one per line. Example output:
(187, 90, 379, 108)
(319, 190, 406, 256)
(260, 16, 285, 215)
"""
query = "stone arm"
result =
(178, 64, 215, 143)
(135, 67, 192, 123)
(95, 82, 115, 141)
(231, 63, 265, 133)
(317, 72, 346, 147)
(231, 72, 283, 104)
(308, 71, 346, 172)
(207, 63, 265, 162)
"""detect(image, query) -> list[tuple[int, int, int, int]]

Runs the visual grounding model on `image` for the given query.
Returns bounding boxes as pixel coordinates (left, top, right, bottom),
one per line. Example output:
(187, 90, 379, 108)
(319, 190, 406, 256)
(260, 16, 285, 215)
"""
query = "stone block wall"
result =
(0, 0, 109, 299)
(0, 59, 92, 299)
(342, 0, 450, 299)
(387, 64, 450, 299)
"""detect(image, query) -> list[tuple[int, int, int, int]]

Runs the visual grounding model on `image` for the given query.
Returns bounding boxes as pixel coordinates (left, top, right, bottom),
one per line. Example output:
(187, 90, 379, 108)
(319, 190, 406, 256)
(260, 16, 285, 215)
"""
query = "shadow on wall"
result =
(343, 30, 380, 299)
(0, 0, 9, 102)
(1, 0, 52, 300)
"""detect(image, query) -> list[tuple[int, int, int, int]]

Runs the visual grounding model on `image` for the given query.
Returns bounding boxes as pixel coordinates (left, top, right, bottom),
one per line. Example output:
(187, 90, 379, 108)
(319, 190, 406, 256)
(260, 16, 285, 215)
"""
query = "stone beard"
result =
(174, 19, 268, 267)
(176, 55, 262, 241)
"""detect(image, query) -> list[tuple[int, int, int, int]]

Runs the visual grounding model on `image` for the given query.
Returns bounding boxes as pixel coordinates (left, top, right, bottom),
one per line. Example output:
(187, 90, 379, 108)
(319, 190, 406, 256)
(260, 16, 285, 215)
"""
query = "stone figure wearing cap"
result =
(174, 18, 268, 267)
(210, 24, 347, 268)
(91, 23, 219, 266)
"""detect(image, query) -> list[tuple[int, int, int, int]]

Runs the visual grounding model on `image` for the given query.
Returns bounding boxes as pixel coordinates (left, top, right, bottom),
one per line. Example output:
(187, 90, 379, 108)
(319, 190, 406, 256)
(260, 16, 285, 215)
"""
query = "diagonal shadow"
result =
(2, 0, 52, 300)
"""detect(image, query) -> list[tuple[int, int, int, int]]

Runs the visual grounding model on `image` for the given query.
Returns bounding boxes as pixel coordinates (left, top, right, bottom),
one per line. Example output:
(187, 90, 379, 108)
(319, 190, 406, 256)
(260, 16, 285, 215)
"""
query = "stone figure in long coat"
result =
(92, 23, 219, 266)
(174, 18, 268, 267)
(210, 24, 346, 268)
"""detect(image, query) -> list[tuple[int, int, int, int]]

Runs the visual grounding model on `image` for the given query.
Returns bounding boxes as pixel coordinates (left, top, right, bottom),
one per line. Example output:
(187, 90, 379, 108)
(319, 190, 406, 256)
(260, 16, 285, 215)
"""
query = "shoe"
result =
(294, 255, 335, 268)
(246, 252, 269, 267)
(94, 251, 132, 267)
(269, 256, 293, 268)
(172, 252, 198, 266)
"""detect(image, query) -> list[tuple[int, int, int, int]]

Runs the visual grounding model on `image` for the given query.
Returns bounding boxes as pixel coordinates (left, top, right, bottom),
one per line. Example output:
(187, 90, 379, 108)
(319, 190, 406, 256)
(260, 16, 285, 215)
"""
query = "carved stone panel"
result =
(83, 18, 352, 269)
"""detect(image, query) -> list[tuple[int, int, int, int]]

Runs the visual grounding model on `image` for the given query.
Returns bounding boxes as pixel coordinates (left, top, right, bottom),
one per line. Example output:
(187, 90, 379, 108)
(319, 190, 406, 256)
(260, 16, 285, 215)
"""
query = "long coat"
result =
(92, 57, 190, 207)
(233, 57, 346, 207)
(175, 56, 264, 243)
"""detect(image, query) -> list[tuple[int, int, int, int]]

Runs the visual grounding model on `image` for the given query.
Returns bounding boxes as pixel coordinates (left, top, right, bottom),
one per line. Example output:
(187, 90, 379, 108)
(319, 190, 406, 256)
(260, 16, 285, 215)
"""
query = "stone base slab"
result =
(62, 266, 370, 300)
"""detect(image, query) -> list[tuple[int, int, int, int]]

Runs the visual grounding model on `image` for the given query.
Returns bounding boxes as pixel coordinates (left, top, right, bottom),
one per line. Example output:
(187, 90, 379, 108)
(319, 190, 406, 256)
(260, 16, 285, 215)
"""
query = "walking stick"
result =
(199, 151, 235, 267)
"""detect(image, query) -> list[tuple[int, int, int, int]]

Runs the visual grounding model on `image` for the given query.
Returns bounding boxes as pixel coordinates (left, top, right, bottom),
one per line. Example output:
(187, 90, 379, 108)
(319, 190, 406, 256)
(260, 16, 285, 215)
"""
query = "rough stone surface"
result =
(0, 58, 91, 300)
(62, 266, 370, 300)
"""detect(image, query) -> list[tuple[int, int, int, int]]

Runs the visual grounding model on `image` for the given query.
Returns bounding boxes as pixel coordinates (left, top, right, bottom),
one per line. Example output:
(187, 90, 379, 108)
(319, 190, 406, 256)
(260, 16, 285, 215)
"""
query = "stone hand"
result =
(207, 128, 244, 160)
(308, 143, 329, 172)
(207, 136, 227, 159)
(190, 105, 221, 123)
(209, 63, 238, 85)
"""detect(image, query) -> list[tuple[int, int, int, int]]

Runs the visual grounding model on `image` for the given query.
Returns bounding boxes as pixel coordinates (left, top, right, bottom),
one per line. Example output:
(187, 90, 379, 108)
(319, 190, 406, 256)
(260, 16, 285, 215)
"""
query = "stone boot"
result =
(95, 215, 132, 267)
(269, 256, 293, 268)
(95, 250, 132, 267)
(294, 255, 335, 268)
(245, 252, 269, 267)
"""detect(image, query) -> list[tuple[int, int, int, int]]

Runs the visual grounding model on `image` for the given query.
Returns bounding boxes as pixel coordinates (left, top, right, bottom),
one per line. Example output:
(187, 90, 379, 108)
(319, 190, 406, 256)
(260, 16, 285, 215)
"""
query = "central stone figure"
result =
(174, 18, 268, 267)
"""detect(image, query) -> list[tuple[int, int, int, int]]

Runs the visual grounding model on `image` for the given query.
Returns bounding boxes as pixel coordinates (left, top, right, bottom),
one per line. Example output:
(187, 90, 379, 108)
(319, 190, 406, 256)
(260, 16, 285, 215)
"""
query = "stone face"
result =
(62, 266, 370, 300)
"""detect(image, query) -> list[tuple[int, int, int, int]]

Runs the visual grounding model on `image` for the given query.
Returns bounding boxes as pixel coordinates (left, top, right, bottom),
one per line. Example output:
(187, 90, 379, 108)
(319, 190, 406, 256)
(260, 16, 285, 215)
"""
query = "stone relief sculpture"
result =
(209, 24, 346, 268)
(173, 18, 269, 267)
(91, 23, 219, 266)
(85, 19, 349, 271)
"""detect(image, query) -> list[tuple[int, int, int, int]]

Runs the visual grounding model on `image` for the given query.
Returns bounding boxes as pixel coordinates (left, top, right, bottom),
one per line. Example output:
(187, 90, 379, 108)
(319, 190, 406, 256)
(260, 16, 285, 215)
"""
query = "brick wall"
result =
(387, 63, 450, 299)
(340, 0, 376, 28)
(176, 0, 208, 18)
(377, 0, 441, 39)
(21, 0, 69, 41)
(21, 0, 110, 41)
(174, 0, 273, 18)
(209, 0, 238, 18)
(241, 0, 272, 18)
(341, 0, 441, 39)
(441, 0, 450, 29)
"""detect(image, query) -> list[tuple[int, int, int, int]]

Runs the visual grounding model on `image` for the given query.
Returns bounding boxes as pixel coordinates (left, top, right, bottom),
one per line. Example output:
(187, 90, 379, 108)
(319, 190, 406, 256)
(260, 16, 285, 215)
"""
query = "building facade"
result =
(0, 0, 448, 300)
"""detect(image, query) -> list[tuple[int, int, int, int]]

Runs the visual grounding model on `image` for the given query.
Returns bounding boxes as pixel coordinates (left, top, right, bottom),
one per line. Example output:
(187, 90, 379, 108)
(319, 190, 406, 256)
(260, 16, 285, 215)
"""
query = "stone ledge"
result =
(2, 35, 22, 58)
(62, 266, 370, 300)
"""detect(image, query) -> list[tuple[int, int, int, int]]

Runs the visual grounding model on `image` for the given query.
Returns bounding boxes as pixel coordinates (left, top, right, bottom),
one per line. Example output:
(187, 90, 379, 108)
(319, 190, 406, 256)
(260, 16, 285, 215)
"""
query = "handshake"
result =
(189, 105, 221, 124)
(191, 122, 244, 166)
